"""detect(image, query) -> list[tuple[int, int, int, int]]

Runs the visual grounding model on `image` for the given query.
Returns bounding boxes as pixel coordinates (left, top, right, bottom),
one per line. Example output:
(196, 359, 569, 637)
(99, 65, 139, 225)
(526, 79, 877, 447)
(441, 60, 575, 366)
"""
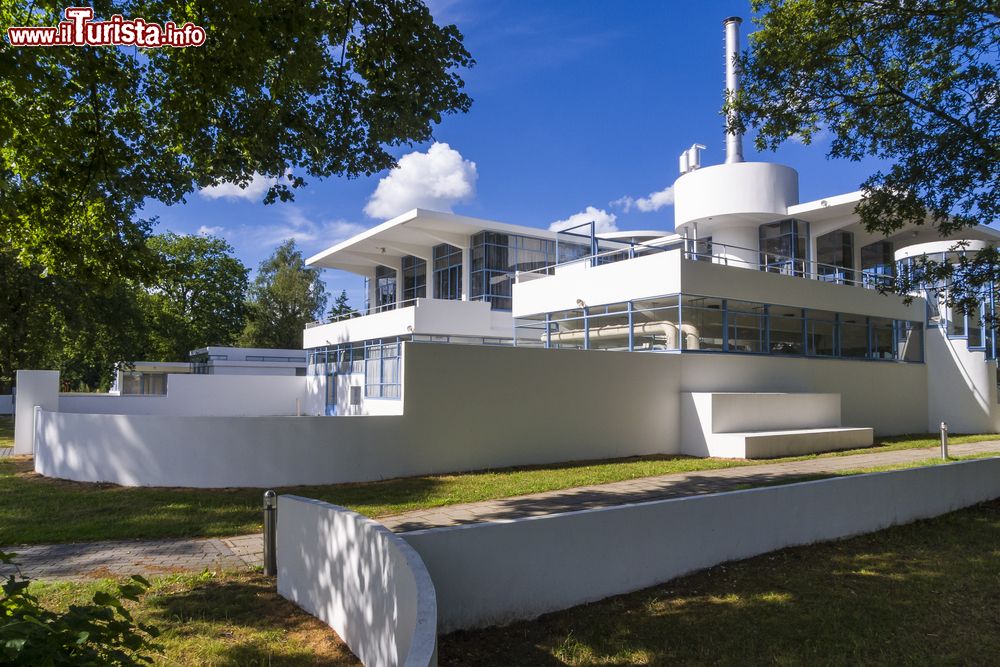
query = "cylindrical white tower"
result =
(723, 16, 744, 164)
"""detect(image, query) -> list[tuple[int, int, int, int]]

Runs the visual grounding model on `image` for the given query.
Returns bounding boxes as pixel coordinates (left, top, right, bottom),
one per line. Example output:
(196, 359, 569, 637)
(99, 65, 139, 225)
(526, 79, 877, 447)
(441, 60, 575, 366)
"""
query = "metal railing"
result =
(516, 238, 896, 292)
(306, 297, 422, 328)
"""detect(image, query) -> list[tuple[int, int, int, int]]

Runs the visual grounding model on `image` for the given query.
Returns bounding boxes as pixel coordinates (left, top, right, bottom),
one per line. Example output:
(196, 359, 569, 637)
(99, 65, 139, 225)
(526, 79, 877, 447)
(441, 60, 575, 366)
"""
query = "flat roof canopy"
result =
(306, 208, 669, 275)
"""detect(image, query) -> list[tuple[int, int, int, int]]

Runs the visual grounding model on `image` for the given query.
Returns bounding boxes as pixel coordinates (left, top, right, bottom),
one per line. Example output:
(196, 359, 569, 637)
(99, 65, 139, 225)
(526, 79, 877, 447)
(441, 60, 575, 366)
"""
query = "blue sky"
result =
(144, 0, 886, 309)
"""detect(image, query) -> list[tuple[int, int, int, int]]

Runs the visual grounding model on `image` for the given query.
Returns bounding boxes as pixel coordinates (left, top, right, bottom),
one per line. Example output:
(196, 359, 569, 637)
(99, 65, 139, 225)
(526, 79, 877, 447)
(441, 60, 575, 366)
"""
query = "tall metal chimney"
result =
(723, 16, 744, 164)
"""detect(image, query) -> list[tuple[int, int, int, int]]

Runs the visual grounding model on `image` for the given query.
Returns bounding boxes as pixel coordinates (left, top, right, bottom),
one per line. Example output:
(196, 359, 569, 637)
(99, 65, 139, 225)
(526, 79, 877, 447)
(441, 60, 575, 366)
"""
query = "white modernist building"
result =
(301, 16, 1000, 456)
(17, 16, 1000, 486)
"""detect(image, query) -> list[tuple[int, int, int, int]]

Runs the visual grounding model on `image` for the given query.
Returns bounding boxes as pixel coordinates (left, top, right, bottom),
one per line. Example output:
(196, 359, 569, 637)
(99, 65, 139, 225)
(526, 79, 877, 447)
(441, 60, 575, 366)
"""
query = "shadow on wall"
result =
(276, 496, 437, 667)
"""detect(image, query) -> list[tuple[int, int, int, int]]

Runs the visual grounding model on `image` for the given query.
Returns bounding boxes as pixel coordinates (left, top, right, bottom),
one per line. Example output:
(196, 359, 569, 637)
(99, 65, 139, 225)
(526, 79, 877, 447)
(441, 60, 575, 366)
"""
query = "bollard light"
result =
(263, 490, 277, 576)
(940, 421, 949, 461)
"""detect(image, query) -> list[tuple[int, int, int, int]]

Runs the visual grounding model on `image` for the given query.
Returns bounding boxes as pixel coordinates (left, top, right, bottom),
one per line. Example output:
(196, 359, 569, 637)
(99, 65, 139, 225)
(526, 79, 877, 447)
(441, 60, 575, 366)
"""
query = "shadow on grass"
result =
(142, 572, 361, 666)
(439, 500, 1000, 666)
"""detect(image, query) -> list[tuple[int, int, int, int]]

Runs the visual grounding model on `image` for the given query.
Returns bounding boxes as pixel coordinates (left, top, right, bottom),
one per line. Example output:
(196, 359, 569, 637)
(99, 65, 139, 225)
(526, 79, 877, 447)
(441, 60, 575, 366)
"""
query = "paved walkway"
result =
(3, 441, 998, 580)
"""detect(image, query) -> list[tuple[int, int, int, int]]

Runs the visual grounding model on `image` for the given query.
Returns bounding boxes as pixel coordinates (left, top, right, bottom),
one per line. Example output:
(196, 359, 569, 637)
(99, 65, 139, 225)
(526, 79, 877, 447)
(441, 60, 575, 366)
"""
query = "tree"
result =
(730, 1, 999, 305)
(241, 240, 328, 349)
(0, 250, 149, 392)
(141, 233, 249, 360)
(328, 289, 357, 320)
(0, 1, 474, 280)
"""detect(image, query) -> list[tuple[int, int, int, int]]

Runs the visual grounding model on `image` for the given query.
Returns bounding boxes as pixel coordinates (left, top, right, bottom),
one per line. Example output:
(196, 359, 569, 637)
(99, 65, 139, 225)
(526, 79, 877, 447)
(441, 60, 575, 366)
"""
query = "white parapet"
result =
(673, 162, 799, 228)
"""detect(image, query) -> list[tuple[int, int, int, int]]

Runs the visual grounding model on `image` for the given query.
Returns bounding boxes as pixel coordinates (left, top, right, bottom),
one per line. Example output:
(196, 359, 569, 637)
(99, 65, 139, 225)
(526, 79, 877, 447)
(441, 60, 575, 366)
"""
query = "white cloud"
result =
(197, 225, 224, 236)
(610, 185, 675, 213)
(364, 142, 477, 219)
(252, 207, 367, 249)
(200, 173, 276, 201)
(634, 185, 675, 212)
(548, 206, 618, 233)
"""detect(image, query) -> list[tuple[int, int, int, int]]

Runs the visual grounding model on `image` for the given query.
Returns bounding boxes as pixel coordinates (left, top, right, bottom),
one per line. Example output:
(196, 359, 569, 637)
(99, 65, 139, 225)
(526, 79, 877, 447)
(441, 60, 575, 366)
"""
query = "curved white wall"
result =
(277, 495, 437, 667)
(674, 162, 799, 228)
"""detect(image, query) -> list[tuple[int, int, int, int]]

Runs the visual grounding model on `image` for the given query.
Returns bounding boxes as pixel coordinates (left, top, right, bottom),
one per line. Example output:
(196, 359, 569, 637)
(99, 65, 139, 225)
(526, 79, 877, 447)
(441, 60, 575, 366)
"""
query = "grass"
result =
(26, 570, 360, 666)
(0, 416, 12, 448)
(439, 497, 1000, 666)
(1, 432, 998, 545)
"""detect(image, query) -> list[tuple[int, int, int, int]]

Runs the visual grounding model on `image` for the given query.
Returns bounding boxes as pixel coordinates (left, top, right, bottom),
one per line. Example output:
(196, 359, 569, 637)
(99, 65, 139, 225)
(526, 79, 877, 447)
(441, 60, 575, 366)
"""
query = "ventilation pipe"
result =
(723, 16, 744, 164)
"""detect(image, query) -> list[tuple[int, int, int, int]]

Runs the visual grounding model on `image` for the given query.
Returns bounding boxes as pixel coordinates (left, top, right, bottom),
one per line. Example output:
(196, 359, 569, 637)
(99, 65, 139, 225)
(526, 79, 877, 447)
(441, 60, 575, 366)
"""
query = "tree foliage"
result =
(241, 240, 327, 349)
(0, 0, 474, 279)
(731, 1, 998, 239)
(141, 233, 249, 360)
(327, 289, 358, 321)
(0, 552, 159, 666)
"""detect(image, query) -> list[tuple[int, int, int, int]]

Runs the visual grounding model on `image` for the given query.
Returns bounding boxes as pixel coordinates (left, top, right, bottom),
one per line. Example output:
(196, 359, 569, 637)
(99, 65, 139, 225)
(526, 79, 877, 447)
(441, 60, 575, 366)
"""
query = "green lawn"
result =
(1, 432, 998, 545)
(0, 416, 12, 448)
(439, 498, 1000, 666)
(27, 571, 360, 666)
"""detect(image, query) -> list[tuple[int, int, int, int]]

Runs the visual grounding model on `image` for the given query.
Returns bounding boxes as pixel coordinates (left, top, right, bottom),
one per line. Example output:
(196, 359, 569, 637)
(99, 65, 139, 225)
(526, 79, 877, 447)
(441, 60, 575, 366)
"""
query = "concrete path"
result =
(3, 441, 998, 580)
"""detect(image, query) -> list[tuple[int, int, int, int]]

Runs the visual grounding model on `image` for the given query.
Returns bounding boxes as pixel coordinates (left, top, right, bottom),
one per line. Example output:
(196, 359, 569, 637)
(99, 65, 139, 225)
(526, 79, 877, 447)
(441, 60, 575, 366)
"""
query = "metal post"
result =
(263, 490, 277, 576)
(940, 421, 949, 460)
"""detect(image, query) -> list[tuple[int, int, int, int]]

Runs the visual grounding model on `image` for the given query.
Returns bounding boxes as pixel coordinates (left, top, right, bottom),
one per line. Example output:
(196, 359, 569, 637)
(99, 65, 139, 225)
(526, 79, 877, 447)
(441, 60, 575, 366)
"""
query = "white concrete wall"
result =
(924, 327, 998, 433)
(14, 370, 59, 455)
(0, 395, 12, 416)
(304, 299, 513, 349)
(34, 344, 680, 487)
(673, 162, 799, 228)
(402, 457, 1000, 632)
(678, 354, 927, 436)
(58, 374, 307, 416)
(681, 258, 923, 320)
(277, 496, 437, 667)
(512, 250, 682, 317)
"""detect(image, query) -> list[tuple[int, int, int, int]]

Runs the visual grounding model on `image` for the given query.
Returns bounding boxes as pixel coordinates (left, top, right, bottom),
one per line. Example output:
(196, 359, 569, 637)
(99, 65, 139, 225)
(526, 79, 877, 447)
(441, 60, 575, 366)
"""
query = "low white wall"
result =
(401, 457, 1000, 632)
(678, 354, 928, 436)
(14, 370, 59, 455)
(277, 496, 437, 667)
(0, 394, 11, 416)
(680, 392, 844, 457)
(34, 344, 680, 487)
(59, 374, 307, 417)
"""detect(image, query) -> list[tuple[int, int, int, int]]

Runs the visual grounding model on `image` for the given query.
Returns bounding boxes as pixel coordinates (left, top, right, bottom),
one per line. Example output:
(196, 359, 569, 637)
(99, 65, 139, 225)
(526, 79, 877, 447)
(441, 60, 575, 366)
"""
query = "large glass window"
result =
(897, 321, 924, 362)
(401, 256, 426, 302)
(470, 232, 579, 310)
(681, 296, 725, 350)
(585, 303, 631, 351)
(840, 316, 869, 359)
(861, 240, 894, 288)
(870, 317, 896, 359)
(432, 243, 463, 301)
(805, 309, 837, 356)
(727, 300, 767, 353)
(631, 297, 681, 351)
(365, 341, 401, 399)
(759, 219, 809, 275)
(768, 305, 804, 354)
(546, 308, 587, 349)
(374, 265, 396, 310)
(816, 230, 854, 283)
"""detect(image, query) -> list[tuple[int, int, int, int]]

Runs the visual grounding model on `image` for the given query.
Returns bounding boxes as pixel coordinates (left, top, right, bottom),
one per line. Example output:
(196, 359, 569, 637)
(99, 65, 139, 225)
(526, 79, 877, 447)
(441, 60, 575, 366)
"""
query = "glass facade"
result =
(401, 255, 426, 302)
(365, 341, 401, 399)
(470, 231, 589, 310)
(816, 230, 854, 283)
(861, 240, 894, 287)
(433, 243, 463, 300)
(759, 219, 809, 275)
(522, 293, 924, 363)
(374, 265, 397, 310)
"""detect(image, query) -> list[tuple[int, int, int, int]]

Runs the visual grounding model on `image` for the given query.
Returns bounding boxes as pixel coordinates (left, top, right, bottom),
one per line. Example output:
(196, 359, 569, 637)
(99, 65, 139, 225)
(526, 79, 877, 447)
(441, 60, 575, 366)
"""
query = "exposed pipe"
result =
(724, 16, 744, 164)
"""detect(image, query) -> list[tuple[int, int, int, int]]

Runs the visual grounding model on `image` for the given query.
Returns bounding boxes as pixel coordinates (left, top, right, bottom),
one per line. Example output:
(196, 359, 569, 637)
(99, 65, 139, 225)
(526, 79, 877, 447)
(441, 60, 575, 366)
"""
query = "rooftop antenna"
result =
(723, 16, 744, 164)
